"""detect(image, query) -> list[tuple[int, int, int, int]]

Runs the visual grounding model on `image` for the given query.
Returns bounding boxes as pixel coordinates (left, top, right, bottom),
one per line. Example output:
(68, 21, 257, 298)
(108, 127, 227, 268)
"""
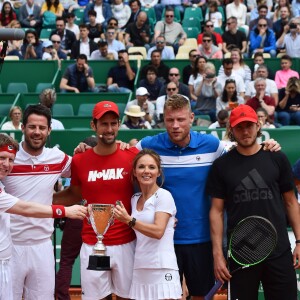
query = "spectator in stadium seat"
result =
(40, 0, 64, 18)
(60, 54, 97, 93)
(104, 26, 125, 52)
(188, 55, 207, 102)
(273, 6, 292, 40)
(225, 0, 249, 37)
(275, 55, 299, 90)
(111, 0, 131, 29)
(154, 0, 184, 21)
(83, 0, 112, 28)
(19, 0, 42, 33)
(140, 50, 170, 83)
(87, 10, 103, 40)
(277, 76, 300, 125)
(246, 77, 276, 122)
(153, 6, 187, 54)
(0, 1, 16, 27)
(158, 67, 191, 99)
(125, 87, 155, 124)
(50, 34, 67, 60)
(90, 39, 118, 60)
(65, 12, 80, 39)
(249, 17, 277, 58)
(222, 17, 247, 57)
(124, 0, 142, 27)
(204, 1, 222, 28)
(21, 29, 43, 60)
(218, 48, 252, 86)
(197, 20, 223, 50)
(147, 35, 175, 60)
(198, 32, 223, 59)
(182, 49, 200, 85)
(276, 19, 300, 58)
(138, 66, 164, 101)
(70, 24, 98, 59)
(245, 65, 278, 105)
(251, 52, 274, 80)
(1, 106, 22, 131)
(249, 4, 273, 31)
(125, 11, 150, 49)
(50, 17, 77, 56)
(106, 50, 136, 93)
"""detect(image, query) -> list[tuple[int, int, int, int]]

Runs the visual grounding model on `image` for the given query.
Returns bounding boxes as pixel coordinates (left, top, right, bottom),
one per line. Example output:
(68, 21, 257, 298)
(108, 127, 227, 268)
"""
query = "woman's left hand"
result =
(114, 201, 131, 223)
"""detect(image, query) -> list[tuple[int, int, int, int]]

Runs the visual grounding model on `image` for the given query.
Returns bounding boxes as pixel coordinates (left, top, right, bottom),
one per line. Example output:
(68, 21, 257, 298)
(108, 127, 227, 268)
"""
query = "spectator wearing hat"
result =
(121, 105, 152, 129)
(66, 12, 80, 39)
(42, 40, 56, 60)
(125, 87, 155, 124)
(90, 40, 118, 60)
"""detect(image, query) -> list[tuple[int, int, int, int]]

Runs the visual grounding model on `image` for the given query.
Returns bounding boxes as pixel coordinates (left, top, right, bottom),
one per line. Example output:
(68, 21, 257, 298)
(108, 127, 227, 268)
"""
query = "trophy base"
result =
(87, 255, 111, 271)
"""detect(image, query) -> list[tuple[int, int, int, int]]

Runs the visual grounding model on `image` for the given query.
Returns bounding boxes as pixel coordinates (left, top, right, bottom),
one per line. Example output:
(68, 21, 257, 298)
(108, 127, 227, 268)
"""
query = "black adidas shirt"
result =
(207, 146, 293, 258)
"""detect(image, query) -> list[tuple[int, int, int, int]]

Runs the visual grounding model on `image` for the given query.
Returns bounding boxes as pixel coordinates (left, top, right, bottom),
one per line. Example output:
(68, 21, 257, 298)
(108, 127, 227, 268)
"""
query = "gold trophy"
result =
(87, 204, 114, 271)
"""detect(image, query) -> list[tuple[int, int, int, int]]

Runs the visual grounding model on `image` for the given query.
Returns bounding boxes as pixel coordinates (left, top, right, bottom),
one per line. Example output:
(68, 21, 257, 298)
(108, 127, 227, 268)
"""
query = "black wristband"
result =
(128, 217, 136, 228)
(296, 240, 300, 244)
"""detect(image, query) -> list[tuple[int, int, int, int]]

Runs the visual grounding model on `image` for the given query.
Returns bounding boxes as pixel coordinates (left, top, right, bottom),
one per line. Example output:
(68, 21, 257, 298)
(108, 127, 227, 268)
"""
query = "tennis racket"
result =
(205, 215, 278, 300)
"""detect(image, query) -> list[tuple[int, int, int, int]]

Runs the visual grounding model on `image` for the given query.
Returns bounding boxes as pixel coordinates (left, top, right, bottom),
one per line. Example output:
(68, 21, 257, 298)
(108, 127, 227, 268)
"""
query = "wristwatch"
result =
(128, 217, 136, 228)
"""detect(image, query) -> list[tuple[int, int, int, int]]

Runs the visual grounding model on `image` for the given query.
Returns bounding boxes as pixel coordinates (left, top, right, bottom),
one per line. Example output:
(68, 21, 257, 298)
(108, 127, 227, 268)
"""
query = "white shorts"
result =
(80, 240, 136, 300)
(0, 260, 13, 300)
(11, 239, 55, 300)
(130, 268, 182, 300)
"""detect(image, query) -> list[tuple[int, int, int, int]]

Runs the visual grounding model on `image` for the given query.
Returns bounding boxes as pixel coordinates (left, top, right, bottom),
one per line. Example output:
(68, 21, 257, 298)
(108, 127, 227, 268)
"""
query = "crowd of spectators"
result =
(1, 0, 300, 126)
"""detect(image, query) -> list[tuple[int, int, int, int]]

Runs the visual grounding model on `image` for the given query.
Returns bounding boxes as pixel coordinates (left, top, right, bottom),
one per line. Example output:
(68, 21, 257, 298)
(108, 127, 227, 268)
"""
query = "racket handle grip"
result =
(204, 280, 223, 300)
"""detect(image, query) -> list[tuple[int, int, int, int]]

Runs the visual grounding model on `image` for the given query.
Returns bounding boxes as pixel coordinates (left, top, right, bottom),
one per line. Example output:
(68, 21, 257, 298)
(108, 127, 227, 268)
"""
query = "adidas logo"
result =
(233, 169, 273, 204)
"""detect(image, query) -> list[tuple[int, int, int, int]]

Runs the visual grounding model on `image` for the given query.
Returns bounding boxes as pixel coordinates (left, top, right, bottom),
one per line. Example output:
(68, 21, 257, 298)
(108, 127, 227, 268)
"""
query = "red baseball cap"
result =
(230, 105, 258, 127)
(92, 101, 119, 119)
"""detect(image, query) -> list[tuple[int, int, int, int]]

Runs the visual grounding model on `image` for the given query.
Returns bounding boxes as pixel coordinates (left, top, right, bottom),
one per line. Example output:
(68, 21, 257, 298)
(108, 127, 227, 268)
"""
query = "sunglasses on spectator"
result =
(107, 31, 115, 35)
(258, 24, 267, 27)
(206, 24, 213, 27)
(203, 39, 211, 42)
(165, 15, 174, 18)
(51, 40, 60, 43)
(191, 54, 199, 58)
(167, 88, 177, 91)
(109, 22, 117, 26)
(169, 73, 179, 76)
(156, 41, 164, 44)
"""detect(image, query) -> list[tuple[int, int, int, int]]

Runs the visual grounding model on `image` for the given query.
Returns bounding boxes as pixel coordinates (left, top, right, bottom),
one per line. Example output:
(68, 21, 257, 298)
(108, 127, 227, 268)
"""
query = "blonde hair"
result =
(9, 106, 22, 119)
(164, 94, 191, 112)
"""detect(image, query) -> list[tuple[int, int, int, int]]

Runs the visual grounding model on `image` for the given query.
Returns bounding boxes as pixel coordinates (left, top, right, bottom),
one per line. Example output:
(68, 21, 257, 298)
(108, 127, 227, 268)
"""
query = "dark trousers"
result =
(55, 218, 83, 300)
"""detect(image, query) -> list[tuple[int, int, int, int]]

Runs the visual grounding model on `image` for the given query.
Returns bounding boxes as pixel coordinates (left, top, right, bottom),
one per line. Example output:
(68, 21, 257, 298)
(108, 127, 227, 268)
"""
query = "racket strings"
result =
(230, 217, 277, 266)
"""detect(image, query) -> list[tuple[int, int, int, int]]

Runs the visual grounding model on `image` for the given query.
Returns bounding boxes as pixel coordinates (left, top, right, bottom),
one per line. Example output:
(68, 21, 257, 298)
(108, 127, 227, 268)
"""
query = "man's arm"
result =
(53, 184, 83, 206)
(107, 76, 114, 86)
(60, 78, 79, 93)
(282, 190, 300, 268)
(210, 197, 231, 282)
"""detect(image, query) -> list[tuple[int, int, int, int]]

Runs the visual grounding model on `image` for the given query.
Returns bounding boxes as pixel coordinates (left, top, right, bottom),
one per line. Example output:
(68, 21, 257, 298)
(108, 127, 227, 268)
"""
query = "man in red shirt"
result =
(197, 20, 223, 50)
(246, 77, 276, 121)
(53, 101, 138, 300)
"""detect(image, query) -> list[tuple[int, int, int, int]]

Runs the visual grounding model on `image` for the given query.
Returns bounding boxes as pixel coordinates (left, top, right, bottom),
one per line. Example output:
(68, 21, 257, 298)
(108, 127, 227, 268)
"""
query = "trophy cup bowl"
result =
(87, 204, 114, 271)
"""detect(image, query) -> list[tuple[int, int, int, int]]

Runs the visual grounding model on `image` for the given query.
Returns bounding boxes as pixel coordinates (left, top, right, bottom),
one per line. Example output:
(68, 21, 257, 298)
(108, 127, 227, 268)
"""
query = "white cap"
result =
(136, 87, 149, 96)
(43, 40, 53, 48)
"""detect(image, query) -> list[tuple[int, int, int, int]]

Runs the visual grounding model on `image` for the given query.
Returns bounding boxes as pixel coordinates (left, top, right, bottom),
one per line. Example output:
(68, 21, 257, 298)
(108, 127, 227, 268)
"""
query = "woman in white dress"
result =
(114, 149, 182, 300)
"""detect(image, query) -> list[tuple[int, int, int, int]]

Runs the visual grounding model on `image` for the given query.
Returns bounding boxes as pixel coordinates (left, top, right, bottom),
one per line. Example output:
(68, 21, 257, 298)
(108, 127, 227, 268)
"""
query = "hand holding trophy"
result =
(87, 203, 115, 271)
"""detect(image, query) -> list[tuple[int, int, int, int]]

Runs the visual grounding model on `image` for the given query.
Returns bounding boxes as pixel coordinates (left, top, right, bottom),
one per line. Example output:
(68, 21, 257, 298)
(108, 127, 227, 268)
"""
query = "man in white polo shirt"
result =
(0, 133, 86, 300)
(2, 104, 73, 300)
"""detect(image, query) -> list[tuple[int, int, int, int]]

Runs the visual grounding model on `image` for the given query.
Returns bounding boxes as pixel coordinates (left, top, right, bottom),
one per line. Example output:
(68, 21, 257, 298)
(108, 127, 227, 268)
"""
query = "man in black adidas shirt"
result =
(207, 104, 300, 300)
